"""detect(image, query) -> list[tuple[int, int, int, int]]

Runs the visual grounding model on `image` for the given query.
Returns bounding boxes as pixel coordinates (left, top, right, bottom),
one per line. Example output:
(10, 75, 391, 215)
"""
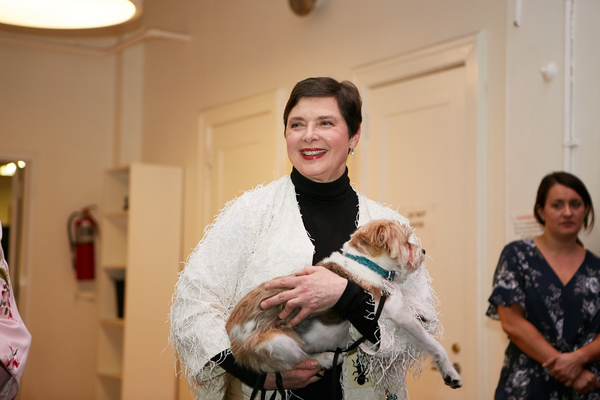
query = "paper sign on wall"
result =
(398, 204, 436, 250)
(509, 212, 544, 242)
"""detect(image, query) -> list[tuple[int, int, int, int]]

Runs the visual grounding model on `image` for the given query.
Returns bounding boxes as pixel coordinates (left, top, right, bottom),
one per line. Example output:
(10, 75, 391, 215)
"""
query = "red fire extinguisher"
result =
(68, 207, 98, 280)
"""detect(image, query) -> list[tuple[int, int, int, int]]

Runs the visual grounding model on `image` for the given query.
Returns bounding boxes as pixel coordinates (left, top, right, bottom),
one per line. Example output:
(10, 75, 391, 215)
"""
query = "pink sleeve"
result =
(0, 226, 31, 400)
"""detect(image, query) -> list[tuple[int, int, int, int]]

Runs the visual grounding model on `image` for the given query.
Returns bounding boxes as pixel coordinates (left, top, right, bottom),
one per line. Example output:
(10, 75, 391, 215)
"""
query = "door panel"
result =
(211, 112, 275, 220)
(361, 66, 477, 399)
(199, 91, 286, 232)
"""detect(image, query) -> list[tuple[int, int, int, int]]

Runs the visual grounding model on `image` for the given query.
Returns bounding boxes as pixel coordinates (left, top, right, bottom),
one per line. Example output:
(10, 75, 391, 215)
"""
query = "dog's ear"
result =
(369, 220, 404, 259)
(350, 220, 412, 259)
(349, 221, 388, 257)
(379, 221, 402, 259)
(349, 229, 377, 257)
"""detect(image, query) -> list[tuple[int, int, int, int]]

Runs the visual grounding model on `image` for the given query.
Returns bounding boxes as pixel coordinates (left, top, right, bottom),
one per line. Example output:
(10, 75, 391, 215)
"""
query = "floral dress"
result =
(487, 239, 600, 400)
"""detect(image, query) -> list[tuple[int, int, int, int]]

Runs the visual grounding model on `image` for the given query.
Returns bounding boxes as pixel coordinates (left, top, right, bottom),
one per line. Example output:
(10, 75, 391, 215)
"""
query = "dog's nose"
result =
(422, 249, 426, 255)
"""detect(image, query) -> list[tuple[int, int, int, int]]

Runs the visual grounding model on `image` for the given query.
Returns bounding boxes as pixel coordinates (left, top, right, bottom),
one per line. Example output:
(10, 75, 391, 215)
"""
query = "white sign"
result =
(509, 212, 544, 242)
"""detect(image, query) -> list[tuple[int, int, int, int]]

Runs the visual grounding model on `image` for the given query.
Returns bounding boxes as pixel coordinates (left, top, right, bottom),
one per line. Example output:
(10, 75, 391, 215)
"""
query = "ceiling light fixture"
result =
(0, 0, 142, 30)
(289, 0, 326, 16)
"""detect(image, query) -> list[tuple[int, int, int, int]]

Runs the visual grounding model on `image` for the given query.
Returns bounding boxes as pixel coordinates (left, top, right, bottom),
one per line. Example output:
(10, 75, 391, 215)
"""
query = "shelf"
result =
(103, 266, 126, 280)
(103, 265, 126, 271)
(97, 163, 181, 400)
(98, 371, 122, 381)
(100, 318, 125, 328)
(106, 211, 128, 219)
(106, 166, 130, 174)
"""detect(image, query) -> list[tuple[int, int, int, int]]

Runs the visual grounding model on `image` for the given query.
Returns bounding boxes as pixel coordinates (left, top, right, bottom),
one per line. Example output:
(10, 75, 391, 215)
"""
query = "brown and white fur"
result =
(225, 219, 462, 394)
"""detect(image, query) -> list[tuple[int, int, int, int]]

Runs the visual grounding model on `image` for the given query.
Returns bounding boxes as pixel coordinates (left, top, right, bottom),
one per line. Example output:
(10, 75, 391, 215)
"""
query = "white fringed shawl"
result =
(169, 175, 438, 400)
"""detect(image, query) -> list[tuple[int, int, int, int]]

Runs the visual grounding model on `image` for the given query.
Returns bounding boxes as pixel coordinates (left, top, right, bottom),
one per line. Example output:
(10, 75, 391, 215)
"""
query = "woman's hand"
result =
(260, 266, 348, 326)
(263, 359, 323, 390)
(543, 352, 584, 386)
(571, 369, 600, 394)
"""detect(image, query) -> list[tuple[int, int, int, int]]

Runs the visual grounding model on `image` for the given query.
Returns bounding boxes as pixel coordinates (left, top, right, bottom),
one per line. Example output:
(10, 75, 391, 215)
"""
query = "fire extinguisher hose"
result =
(67, 211, 79, 270)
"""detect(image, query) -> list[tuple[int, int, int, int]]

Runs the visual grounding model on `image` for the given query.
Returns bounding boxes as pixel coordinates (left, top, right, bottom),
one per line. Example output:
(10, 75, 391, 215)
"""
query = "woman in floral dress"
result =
(487, 172, 600, 399)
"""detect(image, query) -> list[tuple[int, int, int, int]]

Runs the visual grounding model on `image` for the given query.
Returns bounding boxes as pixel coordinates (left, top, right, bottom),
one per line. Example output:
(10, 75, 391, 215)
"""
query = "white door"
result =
(359, 66, 478, 399)
(209, 113, 276, 219)
(199, 91, 288, 230)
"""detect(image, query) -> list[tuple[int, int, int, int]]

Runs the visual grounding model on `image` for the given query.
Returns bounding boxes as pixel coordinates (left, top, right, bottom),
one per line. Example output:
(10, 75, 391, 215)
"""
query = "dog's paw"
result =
(313, 352, 342, 369)
(443, 370, 462, 389)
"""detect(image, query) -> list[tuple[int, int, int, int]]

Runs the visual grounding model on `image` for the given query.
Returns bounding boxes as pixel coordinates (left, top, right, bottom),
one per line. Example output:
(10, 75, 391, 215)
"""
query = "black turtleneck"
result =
(289, 167, 379, 399)
(290, 167, 358, 264)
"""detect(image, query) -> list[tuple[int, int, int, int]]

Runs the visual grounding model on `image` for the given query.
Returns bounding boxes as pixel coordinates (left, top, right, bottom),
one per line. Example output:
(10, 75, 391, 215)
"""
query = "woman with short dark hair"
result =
(171, 77, 438, 399)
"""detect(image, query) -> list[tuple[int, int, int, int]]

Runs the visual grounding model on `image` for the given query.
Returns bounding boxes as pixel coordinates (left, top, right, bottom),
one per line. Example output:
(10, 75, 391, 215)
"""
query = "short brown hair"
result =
(283, 77, 362, 138)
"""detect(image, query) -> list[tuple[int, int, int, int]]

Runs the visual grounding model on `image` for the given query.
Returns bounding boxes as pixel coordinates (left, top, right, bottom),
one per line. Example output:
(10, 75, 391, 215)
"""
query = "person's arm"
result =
(213, 350, 322, 390)
(263, 359, 322, 390)
(212, 351, 259, 387)
(496, 303, 600, 388)
(170, 195, 263, 386)
(571, 369, 600, 394)
(0, 224, 31, 400)
(496, 304, 561, 365)
(260, 269, 381, 343)
(332, 280, 380, 343)
(543, 333, 600, 385)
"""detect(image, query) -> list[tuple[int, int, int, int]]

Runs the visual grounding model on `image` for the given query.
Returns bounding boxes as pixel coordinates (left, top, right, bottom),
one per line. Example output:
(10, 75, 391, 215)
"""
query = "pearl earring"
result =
(351, 148, 355, 156)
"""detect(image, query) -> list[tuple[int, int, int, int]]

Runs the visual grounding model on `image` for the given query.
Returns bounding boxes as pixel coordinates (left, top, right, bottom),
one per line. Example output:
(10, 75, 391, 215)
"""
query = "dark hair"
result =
(534, 171, 595, 231)
(283, 77, 362, 138)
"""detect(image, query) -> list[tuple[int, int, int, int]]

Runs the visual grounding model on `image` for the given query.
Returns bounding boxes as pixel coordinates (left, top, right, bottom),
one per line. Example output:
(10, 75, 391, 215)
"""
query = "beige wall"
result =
(0, 43, 115, 399)
(0, 0, 598, 398)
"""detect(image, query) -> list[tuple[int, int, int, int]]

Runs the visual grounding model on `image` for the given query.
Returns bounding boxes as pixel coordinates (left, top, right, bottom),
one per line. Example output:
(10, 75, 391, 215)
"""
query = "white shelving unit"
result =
(96, 163, 182, 400)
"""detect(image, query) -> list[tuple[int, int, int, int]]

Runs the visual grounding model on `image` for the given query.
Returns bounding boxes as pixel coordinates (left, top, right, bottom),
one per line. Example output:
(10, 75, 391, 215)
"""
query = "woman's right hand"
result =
(261, 266, 348, 326)
(572, 369, 600, 394)
(263, 359, 323, 390)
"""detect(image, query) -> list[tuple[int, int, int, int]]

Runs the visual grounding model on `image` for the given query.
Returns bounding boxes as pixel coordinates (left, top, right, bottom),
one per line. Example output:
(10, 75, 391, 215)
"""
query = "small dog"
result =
(225, 219, 462, 394)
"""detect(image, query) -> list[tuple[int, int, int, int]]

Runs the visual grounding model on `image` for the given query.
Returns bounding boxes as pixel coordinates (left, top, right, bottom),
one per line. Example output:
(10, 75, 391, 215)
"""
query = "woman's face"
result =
(285, 96, 360, 183)
(538, 183, 589, 239)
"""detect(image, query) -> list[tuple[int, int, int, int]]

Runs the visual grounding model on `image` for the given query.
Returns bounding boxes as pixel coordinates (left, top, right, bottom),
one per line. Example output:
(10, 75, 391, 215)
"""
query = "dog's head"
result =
(347, 219, 425, 277)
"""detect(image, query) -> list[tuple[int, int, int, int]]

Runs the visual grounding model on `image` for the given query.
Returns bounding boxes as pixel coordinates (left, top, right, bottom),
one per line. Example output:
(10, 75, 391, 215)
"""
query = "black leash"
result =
(250, 373, 267, 400)
(331, 293, 387, 400)
(274, 372, 285, 399)
(249, 372, 286, 400)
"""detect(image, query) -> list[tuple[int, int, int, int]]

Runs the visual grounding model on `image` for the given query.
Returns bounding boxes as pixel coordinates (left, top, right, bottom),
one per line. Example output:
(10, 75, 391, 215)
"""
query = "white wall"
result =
(505, 0, 600, 255)
(0, 43, 115, 399)
(572, 0, 600, 253)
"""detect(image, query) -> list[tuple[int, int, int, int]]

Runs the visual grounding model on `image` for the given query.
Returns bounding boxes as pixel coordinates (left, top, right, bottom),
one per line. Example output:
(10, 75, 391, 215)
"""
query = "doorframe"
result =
(351, 31, 489, 397)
